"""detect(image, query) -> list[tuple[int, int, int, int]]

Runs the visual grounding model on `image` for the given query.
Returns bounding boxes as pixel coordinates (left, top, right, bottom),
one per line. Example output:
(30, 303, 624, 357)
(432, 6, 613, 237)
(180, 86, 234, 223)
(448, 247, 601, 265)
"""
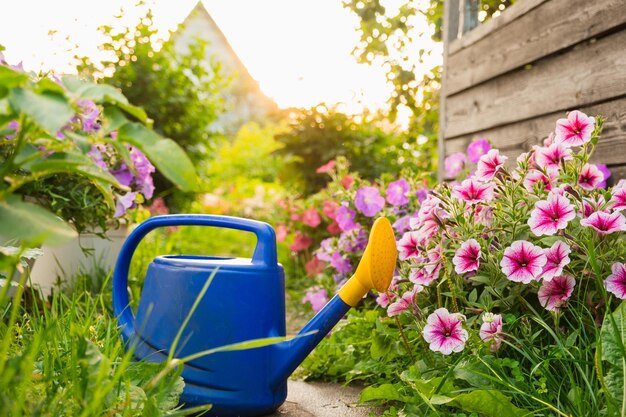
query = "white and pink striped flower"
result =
(554, 110, 595, 147)
(500, 240, 547, 284)
(610, 186, 626, 211)
(409, 248, 442, 286)
(580, 211, 626, 235)
(423, 308, 468, 355)
(582, 195, 607, 218)
(452, 179, 495, 204)
(523, 168, 559, 192)
(452, 239, 482, 274)
(538, 275, 576, 311)
(605, 262, 626, 299)
(578, 163, 604, 191)
(475, 149, 508, 182)
(397, 231, 421, 261)
(542, 241, 571, 281)
(528, 193, 576, 236)
(479, 313, 504, 352)
(534, 143, 572, 170)
(387, 285, 423, 317)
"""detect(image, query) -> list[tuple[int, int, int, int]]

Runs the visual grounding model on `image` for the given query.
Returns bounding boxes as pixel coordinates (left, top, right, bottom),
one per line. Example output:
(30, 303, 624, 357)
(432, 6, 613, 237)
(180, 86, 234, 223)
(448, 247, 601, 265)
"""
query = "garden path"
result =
(269, 380, 383, 417)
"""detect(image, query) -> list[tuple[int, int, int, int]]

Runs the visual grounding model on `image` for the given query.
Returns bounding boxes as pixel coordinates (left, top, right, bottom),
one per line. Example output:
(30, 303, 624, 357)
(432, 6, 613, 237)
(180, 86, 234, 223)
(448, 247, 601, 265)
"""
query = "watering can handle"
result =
(112, 214, 278, 342)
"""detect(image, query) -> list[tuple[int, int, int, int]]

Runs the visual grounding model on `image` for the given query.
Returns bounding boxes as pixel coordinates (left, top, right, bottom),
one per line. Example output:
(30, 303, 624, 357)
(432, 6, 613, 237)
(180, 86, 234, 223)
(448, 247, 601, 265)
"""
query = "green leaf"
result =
(118, 123, 197, 191)
(360, 383, 405, 403)
(101, 106, 129, 135)
(0, 195, 76, 246)
(601, 302, 626, 367)
(23, 151, 121, 187)
(371, 333, 391, 359)
(0, 66, 28, 90)
(9, 88, 74, 134)
(451, 390, 529, 417)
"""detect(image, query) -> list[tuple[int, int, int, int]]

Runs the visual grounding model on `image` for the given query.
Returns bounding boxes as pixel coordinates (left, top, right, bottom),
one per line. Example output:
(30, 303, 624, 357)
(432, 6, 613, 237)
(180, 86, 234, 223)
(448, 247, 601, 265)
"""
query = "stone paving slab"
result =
(268, 380, 384, 417)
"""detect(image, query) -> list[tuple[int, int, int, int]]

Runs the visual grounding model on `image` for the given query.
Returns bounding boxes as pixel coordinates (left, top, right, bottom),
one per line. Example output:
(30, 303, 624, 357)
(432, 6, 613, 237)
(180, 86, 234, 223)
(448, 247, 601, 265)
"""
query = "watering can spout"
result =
(270, 217, 398, 388)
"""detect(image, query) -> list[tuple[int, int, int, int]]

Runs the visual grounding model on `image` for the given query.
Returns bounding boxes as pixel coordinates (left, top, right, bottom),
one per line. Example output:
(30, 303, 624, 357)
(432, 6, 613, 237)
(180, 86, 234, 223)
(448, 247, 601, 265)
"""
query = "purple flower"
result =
(335, 204, 358, 231)
(444, 153, 466, 178)
(415, 188, 429, 203)
(114, 192, 137, 217)
(5, 120, 19, 140)
(386, 179, 410, 206)
(392, 215, 411, 234)
(330, 251, 352, 274)
(302, 287, 329, 313)
(130, 147, 156, 199)
(111, 163, 134, 187)
(467, 138, 491, 163)
(88, 144, 108, 170)
(596, 164, 611, 189)
(77, 99, 100, 132)
(355, 186, 385, 217)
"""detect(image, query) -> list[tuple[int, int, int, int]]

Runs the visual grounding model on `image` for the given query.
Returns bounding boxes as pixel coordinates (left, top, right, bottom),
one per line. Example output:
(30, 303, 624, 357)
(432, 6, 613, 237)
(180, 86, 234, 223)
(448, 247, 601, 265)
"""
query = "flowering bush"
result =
(298, 111, 626, 417)
(0, 50, 196, 243)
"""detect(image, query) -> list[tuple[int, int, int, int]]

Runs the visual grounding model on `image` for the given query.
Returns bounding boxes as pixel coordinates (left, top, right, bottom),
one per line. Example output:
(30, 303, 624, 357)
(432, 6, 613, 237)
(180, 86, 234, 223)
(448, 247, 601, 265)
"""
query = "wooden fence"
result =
(439, 0, 626, 183)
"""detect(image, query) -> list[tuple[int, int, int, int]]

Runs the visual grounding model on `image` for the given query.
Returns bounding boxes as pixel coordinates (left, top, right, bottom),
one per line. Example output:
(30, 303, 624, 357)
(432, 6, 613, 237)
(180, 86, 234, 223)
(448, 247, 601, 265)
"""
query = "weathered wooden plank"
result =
(444, 97, 626, 168)
(446, 0, 626, 95)
(608, 165, 626, 186)
(448, 0, 547, 55)
(445, 30, 626, 139)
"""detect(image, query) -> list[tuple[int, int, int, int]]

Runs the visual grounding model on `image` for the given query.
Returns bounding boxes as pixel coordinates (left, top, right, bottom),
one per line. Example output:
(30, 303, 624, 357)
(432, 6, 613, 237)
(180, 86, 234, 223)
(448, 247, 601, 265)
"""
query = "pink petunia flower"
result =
(386, 178, 410, 206)
(452, 239, 482, 274)
(538, 275, 576, 311)
(397, 231, 421, 261)
(610, 185, 626, 211)
(276, 224, 289, 242)
(500, 240, 547, 283)
(410, 248, 442, 286)
(302, 208, 321, 228)
(534, 143, 572, 170)
(605, 262, 626, 299)
(316, 160, 336, 173)
(341, 175, 354, 189)
(475, 149, 507, 182)
(376, 291, 391, 308)
(554, 110, 595, 147)
(355, 186, 385, 217)
(305, 257, 325, 277)
(452, 179, 495, 204)
(541, 240, 571, 281)
(582, 195, 607, 218)
(479, 313, 504, 352)
(528, 193, 576, 236)
(423, 308, 469, 355)
(322, 200, 339, 219)
(467, 138, 491, 164)
(289, 232, 313, 252)
(580, 211, 626, 235)
(578, 164, 604, 191)
(523, 168, 559, 192)
(387, 285, 423, 317)
(444, 153, 466, 178)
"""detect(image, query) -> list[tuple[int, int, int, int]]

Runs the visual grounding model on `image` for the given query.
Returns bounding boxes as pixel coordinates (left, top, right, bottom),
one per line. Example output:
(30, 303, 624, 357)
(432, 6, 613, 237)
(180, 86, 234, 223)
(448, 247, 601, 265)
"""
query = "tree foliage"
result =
(77, 8, 225, 203)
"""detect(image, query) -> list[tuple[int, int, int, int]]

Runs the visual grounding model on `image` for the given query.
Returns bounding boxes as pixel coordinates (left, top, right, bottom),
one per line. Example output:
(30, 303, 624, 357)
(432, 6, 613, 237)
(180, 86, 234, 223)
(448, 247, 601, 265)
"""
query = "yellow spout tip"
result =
(338, 217, 398, 306)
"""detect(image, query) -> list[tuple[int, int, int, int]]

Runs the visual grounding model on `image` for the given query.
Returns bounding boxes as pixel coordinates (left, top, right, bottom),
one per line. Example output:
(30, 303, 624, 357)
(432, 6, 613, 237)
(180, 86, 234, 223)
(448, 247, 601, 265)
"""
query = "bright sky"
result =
(0, 0, 440, 114)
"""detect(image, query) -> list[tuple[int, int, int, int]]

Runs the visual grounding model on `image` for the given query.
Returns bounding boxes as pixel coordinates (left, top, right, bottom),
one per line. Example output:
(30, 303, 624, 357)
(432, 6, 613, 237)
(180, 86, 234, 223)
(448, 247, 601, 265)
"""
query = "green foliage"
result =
(0, 60, 197, 244)
(0, 249, 205, 416)
(77, 8, 225, 204)
(273, 106, 402, 195)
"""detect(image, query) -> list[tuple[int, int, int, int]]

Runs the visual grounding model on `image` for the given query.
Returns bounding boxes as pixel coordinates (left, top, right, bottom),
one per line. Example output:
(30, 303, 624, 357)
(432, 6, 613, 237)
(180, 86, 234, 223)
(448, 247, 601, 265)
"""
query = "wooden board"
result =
(444, 29, 626, 139)
(444, 96, 626, 169)
(446, 0, 626, 95)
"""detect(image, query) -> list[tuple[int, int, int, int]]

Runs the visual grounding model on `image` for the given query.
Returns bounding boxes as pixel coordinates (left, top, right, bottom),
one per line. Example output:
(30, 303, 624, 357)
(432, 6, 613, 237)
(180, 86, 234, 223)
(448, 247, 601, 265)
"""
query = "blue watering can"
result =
(113, 214, 397, 417)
